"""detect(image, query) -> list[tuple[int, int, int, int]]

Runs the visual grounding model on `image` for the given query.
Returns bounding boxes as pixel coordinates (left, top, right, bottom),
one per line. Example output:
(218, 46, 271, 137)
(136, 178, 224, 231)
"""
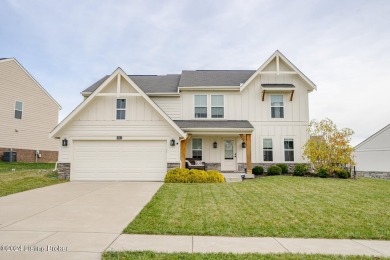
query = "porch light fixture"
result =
(170, 139, 176, 146)
(242, 142, 246, 148)
(213, 141, 218, 148)
(62, 138, 68, 147)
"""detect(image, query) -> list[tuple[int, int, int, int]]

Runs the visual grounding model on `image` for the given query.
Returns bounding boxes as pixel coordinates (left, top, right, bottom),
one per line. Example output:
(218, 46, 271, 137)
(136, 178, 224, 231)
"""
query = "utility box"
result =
(3, 151, 17, 162)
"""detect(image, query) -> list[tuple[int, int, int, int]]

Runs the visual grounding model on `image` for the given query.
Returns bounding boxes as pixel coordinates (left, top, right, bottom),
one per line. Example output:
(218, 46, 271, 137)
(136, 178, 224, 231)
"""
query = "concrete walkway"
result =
(0, 182, 162, 260)
(108, 234, 390, 257)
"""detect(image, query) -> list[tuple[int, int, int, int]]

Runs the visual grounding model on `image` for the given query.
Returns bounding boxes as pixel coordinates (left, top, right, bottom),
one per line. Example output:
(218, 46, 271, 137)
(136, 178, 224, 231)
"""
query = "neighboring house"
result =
(0, 58, 61, 162)
(50, 50, 316, 181)
(354, 124, 390, 176)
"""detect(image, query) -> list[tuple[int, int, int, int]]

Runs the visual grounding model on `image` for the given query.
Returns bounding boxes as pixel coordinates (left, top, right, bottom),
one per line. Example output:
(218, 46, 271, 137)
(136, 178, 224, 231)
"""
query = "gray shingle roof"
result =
(82, 70, 256, 94)
(174, 120, 254, 129)
(82, 75, 109, 93)
(131, 74, 181, 93)
(179, 70, 255, 87)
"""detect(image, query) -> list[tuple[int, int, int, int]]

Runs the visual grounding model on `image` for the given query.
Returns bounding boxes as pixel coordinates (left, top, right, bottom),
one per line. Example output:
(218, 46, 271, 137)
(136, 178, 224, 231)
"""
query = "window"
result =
(194, 95, 207, 118)
(284, 139, 294, 161)
(14, 101, 23, 119)
(271, 95, 284, 118)
(263, 138, 273, 161)
(192, 138, 202, 160)
(211, 95, 224, 118)
(116, 99, 126, 120)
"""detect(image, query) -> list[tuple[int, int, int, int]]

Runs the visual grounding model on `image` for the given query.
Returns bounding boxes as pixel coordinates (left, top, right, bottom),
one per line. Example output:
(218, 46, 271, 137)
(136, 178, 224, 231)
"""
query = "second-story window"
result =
(194, 95, 207, 118)
(271, 95, 284, 118)
(116, 99, 126, 120)
(14, 101, 23, 119)
(211, 95, 224, 118)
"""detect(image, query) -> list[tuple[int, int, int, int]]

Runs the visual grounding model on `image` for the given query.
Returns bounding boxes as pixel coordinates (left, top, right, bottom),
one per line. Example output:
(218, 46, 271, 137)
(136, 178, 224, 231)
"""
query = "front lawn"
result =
(124, 176, 390, 240)
(0, 162, 67, 197)
(103, 251, 386, 260)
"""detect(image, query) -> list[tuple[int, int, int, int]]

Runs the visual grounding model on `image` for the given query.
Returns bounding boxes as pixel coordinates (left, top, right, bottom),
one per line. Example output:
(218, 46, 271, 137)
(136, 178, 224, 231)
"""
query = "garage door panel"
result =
(73, 140, 167, 181)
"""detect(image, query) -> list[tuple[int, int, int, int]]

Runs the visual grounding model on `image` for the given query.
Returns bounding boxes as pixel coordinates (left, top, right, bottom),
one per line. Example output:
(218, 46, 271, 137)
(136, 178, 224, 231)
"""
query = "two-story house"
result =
(0, 58, 61, 162)
(50, 51, 316, 180)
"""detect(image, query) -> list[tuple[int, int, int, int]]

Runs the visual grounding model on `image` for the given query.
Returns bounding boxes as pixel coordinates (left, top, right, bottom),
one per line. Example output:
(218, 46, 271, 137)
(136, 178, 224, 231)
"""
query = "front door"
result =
(221, 139, 236, 171)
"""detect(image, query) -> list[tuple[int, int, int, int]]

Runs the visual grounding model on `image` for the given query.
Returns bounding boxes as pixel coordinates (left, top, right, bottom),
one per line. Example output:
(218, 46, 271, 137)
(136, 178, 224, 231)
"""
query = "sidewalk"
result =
(108, 234, 390, 257)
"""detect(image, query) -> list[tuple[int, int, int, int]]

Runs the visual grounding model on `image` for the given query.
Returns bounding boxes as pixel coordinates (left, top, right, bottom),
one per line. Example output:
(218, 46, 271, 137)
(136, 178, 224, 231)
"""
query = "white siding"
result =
(178, 72, 311, 163)
(354, 125, 390, 172)
(58, 78, 180, 164)
(0, 60, 59, 151)
(151, 96, 181, 120)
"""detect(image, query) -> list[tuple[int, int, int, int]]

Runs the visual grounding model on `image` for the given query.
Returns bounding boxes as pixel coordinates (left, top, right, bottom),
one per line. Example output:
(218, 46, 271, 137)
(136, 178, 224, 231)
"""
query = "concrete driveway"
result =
(0, 182, 162, 259)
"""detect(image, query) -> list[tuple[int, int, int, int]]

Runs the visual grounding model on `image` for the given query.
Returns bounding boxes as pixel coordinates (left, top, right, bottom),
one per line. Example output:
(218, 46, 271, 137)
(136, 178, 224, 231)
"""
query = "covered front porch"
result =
(174, 120, 254, 174)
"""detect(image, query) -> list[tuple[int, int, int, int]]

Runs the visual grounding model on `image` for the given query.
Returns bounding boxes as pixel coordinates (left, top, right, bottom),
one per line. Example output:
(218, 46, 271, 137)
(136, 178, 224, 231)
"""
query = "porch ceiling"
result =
(174, 120, 254, 135)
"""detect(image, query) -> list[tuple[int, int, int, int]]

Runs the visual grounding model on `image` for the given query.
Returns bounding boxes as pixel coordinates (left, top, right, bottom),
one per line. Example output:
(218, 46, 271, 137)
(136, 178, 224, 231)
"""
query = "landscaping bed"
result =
(0, 162, 67, 197)
(124, 176, 390, 240)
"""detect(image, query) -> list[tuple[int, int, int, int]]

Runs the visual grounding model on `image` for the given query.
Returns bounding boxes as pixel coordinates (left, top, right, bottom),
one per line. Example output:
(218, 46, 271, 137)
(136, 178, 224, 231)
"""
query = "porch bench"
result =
(185, 158, 206, 170)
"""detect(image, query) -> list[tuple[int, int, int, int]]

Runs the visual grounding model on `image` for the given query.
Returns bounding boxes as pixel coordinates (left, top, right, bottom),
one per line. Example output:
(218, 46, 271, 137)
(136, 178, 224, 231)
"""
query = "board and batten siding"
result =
(151, 96, 181, 120)
(0, 59, 59, 151)
(179, 73, 310, 164)
(57, 94, 180, 163)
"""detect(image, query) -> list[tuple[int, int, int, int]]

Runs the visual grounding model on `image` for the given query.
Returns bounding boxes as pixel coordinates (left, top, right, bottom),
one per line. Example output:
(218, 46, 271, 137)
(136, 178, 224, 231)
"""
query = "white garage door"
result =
(73, 140, 167, 181)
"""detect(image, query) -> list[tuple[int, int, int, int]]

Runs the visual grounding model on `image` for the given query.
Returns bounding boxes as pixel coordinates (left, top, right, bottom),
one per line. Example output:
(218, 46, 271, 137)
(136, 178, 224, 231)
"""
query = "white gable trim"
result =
(240, 50, 317, 92)
(354, 124, 390, 150)
(0, 58, 62, 109)
(50, 67, 186, 138)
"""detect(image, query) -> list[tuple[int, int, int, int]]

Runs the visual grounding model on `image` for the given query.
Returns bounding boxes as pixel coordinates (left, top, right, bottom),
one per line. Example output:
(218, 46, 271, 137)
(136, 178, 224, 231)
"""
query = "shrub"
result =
(206, 170, 225, 183)
(252, 166, 264, 175)
(267, 165, 282, 175)
(293, 164, 307, 176)
(334, 167, 350, 179)
(317, 167, 329, 178)
(164, 168, 224, 183)
(276, 164, 289, 174)
(164, 168, 189, 183)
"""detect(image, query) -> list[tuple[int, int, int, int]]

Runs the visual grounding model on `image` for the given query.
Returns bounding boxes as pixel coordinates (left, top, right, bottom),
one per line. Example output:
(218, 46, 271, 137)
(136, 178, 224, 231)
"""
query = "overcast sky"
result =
(1, 0, 389, 146)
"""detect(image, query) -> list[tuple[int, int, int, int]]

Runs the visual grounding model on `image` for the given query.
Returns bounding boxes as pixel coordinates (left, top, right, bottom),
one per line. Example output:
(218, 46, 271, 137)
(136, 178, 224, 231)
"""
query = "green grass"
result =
(0, 162, 55, 172)
(0, 162, 67, 196)
(103, 251, 388, 260)
(124, 176, 390, 240)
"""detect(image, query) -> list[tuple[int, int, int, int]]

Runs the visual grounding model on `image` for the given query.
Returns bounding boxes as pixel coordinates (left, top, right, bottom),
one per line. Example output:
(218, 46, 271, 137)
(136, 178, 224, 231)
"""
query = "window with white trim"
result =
(263, 138, 273, 162)
(192, 138, 202, 160)
(211, 95, 224, 118)
(194, 95, 207, 118)
(116, 99, 126, 120)
(284, 139, 294, 161)
(14, 101, 23, 119)
(271, 95, 284, 118)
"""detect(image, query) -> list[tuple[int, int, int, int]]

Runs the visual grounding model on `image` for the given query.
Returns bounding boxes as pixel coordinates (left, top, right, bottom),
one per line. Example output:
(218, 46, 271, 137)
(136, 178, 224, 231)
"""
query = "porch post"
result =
(246, 134, 252, 174)
(180, 134, 192, 169)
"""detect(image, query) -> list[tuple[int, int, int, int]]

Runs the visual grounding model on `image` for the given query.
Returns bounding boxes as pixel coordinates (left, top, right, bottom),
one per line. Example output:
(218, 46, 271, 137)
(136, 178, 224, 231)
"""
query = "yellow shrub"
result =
(164, 168, 225, 183)
(206, 170, 225, 183)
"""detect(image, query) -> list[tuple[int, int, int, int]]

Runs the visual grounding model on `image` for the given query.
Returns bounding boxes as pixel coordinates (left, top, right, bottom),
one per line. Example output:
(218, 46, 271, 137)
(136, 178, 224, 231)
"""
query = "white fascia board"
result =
(2, 58, 62, 109)
(50, 68, 187, 139)
(240, 50, 316, 92)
